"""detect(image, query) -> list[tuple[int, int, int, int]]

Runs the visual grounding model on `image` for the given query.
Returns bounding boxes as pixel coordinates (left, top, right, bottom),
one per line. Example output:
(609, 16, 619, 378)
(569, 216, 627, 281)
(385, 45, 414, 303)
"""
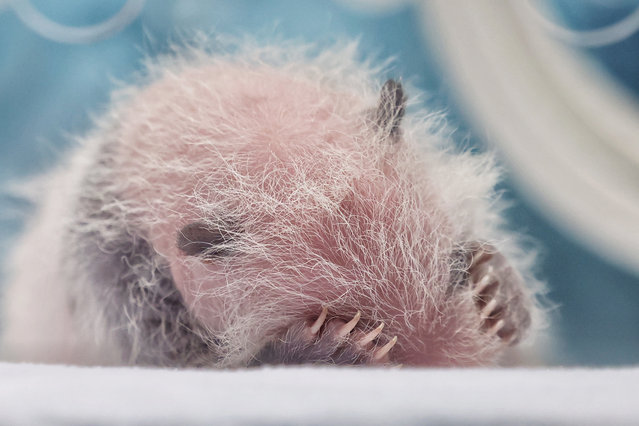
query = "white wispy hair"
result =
(1, 37, 546, 367)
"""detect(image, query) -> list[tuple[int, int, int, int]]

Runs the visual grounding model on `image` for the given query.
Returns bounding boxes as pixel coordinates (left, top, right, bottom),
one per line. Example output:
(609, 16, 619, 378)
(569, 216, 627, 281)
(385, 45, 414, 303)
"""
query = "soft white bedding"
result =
(1, 362, 637, 425)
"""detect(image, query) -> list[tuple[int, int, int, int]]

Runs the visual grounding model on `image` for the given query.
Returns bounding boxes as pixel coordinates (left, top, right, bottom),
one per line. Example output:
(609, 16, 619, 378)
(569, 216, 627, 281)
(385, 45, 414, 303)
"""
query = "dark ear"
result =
(374, 79, 407, 141)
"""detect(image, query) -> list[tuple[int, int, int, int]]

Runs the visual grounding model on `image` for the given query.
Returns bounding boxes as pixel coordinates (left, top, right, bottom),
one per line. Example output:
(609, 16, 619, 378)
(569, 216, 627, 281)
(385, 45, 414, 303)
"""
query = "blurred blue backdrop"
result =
(0, 0, 637, 366)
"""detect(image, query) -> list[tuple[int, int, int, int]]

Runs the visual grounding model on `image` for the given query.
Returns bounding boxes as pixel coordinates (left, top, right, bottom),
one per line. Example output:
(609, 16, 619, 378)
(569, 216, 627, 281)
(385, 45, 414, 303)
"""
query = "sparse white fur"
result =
(1, 38, 545, 367)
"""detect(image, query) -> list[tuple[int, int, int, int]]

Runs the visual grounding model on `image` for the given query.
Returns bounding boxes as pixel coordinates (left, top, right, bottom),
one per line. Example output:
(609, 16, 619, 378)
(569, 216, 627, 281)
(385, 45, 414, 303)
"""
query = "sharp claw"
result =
(470, 248, 489, 268)
(337, 311, 361, 339)
(505, 334, 518, 346)
(472, 267, 494, 296)
(470, 254, 482, 270)
(309, 306, 328, 335)
(501, 329, 518, 346)
(373, 336, 398, 361)
(480, 298, 498, 319)
(486, 319, 505, 337)
(358, 322, 384, 346)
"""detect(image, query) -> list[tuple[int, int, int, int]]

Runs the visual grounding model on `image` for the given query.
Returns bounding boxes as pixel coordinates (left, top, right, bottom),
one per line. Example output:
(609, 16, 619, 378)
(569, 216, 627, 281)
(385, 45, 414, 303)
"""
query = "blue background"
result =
(0, 0, 637, 365)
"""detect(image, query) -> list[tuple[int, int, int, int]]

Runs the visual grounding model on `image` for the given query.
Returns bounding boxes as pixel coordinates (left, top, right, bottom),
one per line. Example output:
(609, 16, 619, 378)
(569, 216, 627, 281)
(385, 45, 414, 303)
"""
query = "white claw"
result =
(480, 298, 498, 319)
(470, 248, 489, 268)
(503, 331, 518, 346)
(487, 319, 505, 337)
(337, 311, 361, 339)
(309, 306, 328, 335)
(373, 336, 398, 361)
(358, 323, 385, 347)
(472, 266, 494, 297)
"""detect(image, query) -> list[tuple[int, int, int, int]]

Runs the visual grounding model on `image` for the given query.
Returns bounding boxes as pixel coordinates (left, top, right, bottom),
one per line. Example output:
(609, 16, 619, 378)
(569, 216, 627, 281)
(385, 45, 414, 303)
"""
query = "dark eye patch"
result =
(176, 221, 238, 258)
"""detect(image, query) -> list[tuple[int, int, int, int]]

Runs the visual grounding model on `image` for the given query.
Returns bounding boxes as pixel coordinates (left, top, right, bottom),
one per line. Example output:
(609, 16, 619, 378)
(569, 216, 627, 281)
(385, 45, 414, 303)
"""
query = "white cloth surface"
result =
(0, 362, 637, 425)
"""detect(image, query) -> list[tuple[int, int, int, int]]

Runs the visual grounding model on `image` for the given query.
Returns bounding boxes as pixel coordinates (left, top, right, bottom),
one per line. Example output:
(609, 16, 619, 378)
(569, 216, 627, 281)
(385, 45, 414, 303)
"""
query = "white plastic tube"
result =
(421, 1, 639, 276)
(11, 0, 145, 44)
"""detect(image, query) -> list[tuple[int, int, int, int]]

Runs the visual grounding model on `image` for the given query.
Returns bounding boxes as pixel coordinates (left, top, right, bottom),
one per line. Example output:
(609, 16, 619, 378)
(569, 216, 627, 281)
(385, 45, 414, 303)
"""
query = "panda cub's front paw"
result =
(468, 244, 532, 345)
(255, 307, 397, 366)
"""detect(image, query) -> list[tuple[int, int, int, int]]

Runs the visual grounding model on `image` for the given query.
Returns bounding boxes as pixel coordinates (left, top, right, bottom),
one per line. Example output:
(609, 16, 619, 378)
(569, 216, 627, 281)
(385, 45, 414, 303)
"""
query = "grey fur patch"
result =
(67, 147, 219, 367)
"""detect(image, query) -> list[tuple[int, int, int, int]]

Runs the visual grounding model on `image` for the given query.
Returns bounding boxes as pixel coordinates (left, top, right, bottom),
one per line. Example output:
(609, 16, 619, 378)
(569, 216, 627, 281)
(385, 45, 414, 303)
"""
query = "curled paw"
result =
(467, 244, 531, 345)
(255, 307, 397, 366)
(307, 307, 397, 364)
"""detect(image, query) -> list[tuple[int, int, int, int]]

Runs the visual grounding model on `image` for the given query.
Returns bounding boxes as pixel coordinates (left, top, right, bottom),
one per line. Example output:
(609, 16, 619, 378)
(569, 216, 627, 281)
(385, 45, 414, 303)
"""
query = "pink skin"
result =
(106, 63, 530, 367)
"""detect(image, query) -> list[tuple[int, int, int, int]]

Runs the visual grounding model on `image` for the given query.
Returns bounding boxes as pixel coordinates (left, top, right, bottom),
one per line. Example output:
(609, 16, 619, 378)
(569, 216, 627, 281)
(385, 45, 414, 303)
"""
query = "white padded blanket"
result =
(1, 362, 637, 425)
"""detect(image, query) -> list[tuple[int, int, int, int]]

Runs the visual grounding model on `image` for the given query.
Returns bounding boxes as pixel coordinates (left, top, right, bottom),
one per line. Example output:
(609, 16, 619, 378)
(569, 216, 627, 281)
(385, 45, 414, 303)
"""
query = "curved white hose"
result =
(518, 1, 639, 47)
(11, 0, 145, 44)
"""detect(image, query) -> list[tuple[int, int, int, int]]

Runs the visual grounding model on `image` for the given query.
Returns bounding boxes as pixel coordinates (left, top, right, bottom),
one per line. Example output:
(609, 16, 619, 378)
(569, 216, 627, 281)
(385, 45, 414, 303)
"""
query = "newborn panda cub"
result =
(0, 43, 541, 368)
